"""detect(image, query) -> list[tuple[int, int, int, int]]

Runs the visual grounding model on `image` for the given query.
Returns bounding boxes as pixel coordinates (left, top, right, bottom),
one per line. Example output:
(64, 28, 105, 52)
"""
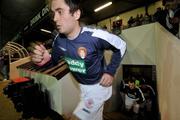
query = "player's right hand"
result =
(29, 43, 51, 66)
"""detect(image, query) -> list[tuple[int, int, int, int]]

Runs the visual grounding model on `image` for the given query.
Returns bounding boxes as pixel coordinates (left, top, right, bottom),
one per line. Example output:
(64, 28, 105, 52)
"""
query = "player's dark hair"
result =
(128, 76, 136, 83)
(64, 0, 81, 14)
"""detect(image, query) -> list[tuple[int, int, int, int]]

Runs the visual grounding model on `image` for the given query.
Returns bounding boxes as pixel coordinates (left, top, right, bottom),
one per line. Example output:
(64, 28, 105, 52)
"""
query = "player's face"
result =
(51, 0, 80, 35)
(128, 82, 135, 89)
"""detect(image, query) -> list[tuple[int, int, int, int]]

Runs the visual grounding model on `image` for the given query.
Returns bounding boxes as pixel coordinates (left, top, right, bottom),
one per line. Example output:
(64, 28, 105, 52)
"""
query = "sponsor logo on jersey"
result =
(64, 57, 87, 74)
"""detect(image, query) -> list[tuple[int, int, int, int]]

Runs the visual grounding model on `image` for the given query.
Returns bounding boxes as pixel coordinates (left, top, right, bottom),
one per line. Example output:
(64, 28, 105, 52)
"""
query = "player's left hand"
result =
(100, 73, 114, 87)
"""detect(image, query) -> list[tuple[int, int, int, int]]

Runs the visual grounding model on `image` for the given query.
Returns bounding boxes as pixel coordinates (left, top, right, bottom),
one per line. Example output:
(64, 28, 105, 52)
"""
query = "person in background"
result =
(140, 80, 156, 113)
(127, 16, 135, 27)
(120, 77, 145, 118)
(30, 0, 127, 119)
(172, 5, 180, 38)
(102, 25, 108, 31)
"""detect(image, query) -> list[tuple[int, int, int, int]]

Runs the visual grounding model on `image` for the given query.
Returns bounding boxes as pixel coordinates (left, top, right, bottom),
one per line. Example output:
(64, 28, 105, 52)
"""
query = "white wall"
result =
(61, 73, 80, 114)
(121, 23, 156, 65)
(155, 23, 180, 120)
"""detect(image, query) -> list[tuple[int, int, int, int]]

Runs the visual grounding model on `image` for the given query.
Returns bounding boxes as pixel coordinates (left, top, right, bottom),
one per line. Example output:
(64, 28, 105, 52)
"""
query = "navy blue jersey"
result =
(51, 27, 126, 84)
(122, 84, 145, 104)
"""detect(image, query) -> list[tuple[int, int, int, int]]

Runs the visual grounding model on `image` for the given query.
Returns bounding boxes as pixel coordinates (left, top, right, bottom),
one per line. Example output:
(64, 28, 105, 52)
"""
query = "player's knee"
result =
(133, 104, 140, 113)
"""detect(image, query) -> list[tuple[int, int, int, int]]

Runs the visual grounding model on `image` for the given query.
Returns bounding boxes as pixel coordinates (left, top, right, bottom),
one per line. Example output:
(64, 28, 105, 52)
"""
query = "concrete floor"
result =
(0, 80, 23, 120)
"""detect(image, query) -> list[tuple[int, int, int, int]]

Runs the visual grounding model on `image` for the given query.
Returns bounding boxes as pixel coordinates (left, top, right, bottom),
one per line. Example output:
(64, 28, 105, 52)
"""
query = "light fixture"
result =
(40, 29, 52, 34)
(94, 2, 112, 12)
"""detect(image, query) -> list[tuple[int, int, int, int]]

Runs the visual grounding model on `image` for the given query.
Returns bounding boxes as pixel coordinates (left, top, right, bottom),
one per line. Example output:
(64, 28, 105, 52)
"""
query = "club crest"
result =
(77, 47, 87, 59)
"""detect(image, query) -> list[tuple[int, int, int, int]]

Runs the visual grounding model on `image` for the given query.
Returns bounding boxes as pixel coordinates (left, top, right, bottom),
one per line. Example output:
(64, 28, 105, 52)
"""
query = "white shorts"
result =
(125, 94, 137, 110)
(73, 83, 112, 120)
(125, 94, 140, 113)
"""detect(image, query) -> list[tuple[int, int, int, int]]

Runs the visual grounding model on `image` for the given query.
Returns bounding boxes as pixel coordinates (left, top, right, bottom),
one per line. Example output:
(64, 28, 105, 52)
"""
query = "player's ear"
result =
(74, 9, 81, 20)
